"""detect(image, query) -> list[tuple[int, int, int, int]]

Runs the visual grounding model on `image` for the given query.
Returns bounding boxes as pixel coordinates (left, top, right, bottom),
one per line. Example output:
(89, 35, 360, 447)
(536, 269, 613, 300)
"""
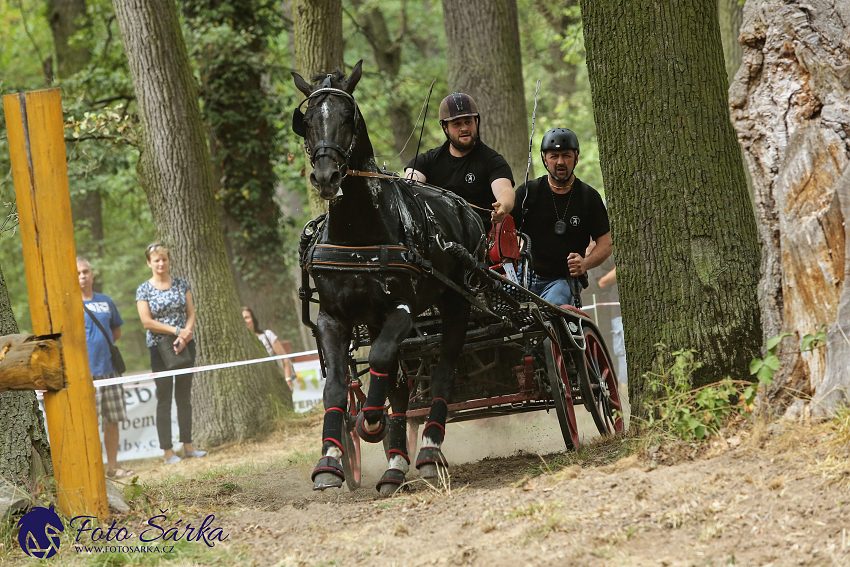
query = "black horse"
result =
(292, 61, 486, 494)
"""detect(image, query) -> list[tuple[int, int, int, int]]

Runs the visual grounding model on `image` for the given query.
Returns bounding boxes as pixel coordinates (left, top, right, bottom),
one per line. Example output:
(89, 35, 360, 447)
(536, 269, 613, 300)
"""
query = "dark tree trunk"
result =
(292, 0, 344, 217)
(181, 0, 302, 349)
(350, 0, 416, 166)
(48, 0, 105, 288)
(112, 0, 292, 445)
(581, 0, 763, 417)
(533, 0, 580, 97)
(442, 0, 529, 182)
(47, 0, 90, 79)
(0, 265, 52, 485)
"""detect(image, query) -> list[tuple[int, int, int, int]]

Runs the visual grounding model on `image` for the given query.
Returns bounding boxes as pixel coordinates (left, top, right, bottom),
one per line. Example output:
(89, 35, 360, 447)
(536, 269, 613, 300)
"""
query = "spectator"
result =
(242, 306, 294, 389)
(135, 243, 206, 464)
(77, 257, 135, 479)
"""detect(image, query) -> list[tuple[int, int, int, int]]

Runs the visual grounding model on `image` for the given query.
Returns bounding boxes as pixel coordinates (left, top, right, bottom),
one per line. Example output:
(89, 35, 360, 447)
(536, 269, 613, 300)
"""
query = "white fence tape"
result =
(92, 349, 320, 388)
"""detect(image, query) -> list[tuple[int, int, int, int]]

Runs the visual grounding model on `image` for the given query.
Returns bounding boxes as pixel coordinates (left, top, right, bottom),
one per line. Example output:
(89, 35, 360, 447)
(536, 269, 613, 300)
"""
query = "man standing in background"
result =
(78, 257, 135, 478)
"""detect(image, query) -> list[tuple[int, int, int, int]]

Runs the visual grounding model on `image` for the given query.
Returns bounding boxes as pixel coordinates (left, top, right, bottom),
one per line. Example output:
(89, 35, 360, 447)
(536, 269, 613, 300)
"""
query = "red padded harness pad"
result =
(489, 214, 520, 264)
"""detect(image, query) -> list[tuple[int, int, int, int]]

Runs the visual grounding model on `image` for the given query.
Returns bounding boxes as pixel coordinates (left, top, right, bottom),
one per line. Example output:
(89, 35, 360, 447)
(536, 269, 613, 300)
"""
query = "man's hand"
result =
(567, 252, 585, 276)
(491, 201, 508, 224)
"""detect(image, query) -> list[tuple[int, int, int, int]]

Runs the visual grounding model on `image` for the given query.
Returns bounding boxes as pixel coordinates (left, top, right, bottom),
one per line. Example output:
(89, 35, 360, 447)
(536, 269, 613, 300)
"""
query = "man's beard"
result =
(547, 164, 573, 183)
(449, 131, 478, 152)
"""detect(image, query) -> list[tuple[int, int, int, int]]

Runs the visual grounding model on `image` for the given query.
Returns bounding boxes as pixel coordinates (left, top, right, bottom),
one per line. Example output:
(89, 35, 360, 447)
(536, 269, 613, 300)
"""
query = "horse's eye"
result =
(304, 143, 311, 156)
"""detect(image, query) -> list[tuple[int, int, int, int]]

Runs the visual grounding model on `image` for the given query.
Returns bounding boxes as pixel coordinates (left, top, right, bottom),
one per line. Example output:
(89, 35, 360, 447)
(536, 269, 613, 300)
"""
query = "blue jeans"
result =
(530, 275, 579, 307)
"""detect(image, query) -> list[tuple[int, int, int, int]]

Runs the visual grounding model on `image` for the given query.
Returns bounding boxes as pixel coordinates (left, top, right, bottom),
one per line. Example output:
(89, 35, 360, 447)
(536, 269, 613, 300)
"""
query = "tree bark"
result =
(581, 0, 763, 416)
(728, 0, 850, 416)
(717, 0, 744, 87)
(181, 0, 303, 350)
(48, 0, 106, 287)
(350, 0, 416, 165)
(0, 265, 53, 485)
(292, 0, 344, 217)
(112, 0, 292, 446)
(47, 0, 90, 79)
(442, 0, 529, 182)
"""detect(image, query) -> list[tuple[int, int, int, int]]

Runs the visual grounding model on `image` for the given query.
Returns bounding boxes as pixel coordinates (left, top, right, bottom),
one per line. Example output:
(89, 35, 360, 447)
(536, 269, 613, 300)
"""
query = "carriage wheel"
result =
(577, 328, 624, 435)
(341, 386, 362, 490)
(543, 335, 580, 451)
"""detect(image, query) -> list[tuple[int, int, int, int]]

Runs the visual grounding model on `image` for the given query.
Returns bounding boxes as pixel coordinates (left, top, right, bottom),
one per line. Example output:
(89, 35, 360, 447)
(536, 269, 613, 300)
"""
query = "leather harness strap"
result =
(345, 169, 492, 213)
(306, 243, 424, 275)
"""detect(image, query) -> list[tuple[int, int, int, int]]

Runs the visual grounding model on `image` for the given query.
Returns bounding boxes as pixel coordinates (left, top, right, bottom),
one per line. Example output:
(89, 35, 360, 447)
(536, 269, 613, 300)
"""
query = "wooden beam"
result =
(0, 334, 64, 392)
(3, 88, 108, 519)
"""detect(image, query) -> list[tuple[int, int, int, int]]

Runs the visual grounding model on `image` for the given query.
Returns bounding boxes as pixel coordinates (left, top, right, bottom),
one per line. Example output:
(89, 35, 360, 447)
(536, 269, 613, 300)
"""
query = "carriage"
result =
(299, 214, 624, 490)
(292, 61, 624, 493)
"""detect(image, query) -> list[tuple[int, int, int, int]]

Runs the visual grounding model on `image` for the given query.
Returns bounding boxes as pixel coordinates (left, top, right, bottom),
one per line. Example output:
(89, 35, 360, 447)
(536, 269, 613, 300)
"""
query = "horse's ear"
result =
(343, 60, 363, 94)
(291, 71, 314, 97)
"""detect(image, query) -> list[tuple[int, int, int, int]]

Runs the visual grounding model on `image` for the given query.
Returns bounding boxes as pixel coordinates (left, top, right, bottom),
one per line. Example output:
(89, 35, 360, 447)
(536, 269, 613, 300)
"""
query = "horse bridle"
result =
(292, 82, 362, 174)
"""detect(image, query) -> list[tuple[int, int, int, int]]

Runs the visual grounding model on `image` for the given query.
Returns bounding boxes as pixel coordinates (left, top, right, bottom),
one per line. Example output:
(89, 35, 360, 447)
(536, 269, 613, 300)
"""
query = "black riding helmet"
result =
(540, 128, 580, 165)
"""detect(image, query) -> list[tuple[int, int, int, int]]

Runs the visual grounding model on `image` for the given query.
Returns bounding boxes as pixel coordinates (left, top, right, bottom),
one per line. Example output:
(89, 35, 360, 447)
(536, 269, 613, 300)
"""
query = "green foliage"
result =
(749, 327, 829, 390)
(643, 345, 752, 441)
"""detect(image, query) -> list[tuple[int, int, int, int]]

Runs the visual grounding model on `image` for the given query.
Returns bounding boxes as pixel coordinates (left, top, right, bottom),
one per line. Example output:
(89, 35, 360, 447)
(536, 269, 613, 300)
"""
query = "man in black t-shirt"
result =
(404, 92, 515, 232)
(512, 128, 612, 307)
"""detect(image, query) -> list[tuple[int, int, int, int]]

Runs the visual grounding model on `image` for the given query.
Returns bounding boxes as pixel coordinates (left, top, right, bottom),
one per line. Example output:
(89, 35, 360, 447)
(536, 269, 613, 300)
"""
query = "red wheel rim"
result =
(584, 332, 623, 433)
(347, 388, 362, 485)
(550, 339, 580, 449)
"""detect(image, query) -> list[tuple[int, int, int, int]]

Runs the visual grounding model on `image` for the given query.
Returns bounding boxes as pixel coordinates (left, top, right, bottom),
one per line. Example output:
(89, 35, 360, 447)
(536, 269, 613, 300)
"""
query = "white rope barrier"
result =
(92, 349, 319, 389)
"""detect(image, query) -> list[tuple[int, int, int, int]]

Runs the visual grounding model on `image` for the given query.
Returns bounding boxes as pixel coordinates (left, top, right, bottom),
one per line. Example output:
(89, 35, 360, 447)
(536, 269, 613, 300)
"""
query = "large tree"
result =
(292, 0, 343, 217)
(349, 0, 416, 165)
(729, 0, 850, 417)
(580, 0, 762, 412)
(442, 0, 529, 181)
(47, 0, 107, 281)
(0, 265, 52, 484)
(111, 0, 291, 445)
(181, 0, 301, 347)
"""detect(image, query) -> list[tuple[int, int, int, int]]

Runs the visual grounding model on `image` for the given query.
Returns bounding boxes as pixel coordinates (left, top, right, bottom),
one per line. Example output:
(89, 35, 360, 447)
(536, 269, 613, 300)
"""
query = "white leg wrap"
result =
(388, 454, 409, 474)
(421, 435, 441, 449)
(325, 446, 343, 460)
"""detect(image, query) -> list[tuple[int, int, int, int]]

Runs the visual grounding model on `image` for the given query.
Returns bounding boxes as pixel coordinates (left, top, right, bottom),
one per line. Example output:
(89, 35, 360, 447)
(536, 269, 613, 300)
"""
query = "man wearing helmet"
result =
(404, 92, 515, 232)
(512, 128, 612, 307)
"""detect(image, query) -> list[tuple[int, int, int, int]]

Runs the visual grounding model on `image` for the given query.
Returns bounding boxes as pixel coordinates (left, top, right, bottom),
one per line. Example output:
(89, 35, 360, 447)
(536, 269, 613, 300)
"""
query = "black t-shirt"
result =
(406, 141, 514, 231)
(512, 176, 610, 278)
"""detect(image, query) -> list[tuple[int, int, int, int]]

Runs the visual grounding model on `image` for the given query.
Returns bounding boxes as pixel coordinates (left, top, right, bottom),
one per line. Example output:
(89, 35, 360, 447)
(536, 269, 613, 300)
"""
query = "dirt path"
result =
(106, 409, 850, 567)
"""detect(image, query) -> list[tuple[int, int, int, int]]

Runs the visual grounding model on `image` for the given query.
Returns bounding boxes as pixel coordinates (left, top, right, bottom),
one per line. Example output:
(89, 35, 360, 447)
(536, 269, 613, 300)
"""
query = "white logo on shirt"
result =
(570, 216, 580, 227)
(465, 173, 475, 183)
(86, 302, 111, 313)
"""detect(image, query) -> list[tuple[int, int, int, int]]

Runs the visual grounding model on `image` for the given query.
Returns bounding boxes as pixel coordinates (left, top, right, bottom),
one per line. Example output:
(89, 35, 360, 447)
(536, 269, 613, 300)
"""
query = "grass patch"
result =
(525, 435, 633, 478)
(198, 463, 257, 480)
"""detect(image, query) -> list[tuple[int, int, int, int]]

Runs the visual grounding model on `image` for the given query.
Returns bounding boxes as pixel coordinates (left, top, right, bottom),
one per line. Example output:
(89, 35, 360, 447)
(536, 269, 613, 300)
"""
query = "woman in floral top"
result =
(136, 243, 206, 464)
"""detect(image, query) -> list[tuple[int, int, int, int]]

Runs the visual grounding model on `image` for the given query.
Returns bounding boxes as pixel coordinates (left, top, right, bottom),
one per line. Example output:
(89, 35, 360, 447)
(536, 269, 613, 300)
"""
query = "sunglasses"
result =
(147, 244, 166, 252)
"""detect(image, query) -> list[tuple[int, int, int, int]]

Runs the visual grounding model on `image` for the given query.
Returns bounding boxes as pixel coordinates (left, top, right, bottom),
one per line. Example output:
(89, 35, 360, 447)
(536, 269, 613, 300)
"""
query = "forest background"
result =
(0, 0, 609, 373)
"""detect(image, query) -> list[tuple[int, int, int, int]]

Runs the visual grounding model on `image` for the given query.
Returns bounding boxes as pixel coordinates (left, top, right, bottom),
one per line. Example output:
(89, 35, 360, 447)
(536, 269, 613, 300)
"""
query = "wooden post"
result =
(3, 88, 108, 519)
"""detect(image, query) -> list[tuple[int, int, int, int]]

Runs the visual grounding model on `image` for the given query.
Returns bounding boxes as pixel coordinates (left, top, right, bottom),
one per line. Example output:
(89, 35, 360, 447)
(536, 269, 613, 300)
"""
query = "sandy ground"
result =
(6, 395, 850, 567)
(81, 394, 849, 567)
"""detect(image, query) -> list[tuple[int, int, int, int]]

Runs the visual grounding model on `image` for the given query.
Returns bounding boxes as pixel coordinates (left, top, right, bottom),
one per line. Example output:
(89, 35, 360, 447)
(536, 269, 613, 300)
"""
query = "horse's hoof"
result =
(311, 456, 344, 490)
(418, 463, 439, 480)
(356, 411, 389, 443)
(416, 447, 447, 480)
(376, 468, 406, 497)
(313, 472, 343, 491)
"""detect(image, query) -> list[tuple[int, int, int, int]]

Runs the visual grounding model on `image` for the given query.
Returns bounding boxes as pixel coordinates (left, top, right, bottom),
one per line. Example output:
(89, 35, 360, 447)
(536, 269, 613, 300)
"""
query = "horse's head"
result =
(291, 60, 364, 200)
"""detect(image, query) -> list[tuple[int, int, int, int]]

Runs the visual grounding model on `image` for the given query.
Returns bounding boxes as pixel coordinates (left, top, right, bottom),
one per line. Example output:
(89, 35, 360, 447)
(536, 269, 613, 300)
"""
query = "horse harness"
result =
(298, 175, 494, 314)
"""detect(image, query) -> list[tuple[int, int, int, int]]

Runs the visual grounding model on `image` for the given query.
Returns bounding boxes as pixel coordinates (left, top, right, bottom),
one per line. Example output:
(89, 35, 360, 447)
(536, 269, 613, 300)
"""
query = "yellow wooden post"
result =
(3, 88, 108, 519)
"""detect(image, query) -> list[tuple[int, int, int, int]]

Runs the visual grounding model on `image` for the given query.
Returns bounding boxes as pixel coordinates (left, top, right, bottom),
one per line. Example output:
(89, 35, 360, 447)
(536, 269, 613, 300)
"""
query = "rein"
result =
(345, 169, 491, 213)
